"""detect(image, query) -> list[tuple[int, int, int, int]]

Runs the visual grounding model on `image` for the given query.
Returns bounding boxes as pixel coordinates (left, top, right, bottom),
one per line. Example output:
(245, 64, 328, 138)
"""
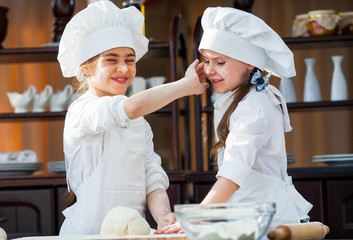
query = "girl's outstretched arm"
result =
(124, 60, 209, 119)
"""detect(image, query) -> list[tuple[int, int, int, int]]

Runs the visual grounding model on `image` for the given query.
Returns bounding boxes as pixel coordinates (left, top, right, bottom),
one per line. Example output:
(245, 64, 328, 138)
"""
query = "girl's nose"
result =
(117, 64, 128, 73)
(205, 64, 215, 75)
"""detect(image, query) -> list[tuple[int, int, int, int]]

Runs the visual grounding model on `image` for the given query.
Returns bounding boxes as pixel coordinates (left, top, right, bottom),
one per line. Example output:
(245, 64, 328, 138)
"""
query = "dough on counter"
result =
(100, 206, 150, 236)
(0, 227, 6, 240)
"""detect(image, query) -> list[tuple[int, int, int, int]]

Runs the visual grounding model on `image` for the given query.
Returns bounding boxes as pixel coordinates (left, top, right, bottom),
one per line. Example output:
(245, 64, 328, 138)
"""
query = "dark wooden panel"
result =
(326, 180, 353, 239)
(0, 189, 54, 238)
(55, 187, 68, 235)
(292, 180, 324, 222)
(167, 183, 181, 211)
(193, 183, 214, 204)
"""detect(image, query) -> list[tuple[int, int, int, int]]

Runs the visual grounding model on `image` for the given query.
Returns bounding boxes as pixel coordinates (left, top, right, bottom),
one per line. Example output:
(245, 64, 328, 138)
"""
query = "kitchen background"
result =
(0, 0, 352, 172)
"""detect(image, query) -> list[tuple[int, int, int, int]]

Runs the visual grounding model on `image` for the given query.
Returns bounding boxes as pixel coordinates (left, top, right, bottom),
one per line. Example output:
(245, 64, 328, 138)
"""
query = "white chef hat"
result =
(57, 0, 148, 78)
(199, 7, 296, 78)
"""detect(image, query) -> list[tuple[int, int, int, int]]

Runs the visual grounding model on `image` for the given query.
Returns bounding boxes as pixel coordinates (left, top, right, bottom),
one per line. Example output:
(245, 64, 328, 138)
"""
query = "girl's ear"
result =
(247, 65, 255, 71)
(80, 64, 90, 76)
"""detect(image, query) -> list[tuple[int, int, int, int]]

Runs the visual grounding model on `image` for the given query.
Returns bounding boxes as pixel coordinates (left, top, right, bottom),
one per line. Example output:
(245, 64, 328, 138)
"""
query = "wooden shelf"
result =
(283, 35, 353, 50)
(0, 108, 178, 122)
(201, 100, 353, 113)
(0, 111, 66, 121)
(287, 100, 353, 112)
(0, 47, 59, 64)
(0, 42, 169, 64)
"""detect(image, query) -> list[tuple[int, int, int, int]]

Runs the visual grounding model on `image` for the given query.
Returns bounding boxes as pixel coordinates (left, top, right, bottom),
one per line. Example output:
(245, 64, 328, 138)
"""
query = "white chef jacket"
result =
(59, 91, 169, 235)
(214, 85, 312, 229)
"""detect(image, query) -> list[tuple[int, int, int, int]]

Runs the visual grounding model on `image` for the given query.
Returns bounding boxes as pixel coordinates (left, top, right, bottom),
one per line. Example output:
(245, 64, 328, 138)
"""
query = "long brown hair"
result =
(65, 190, 77, 207)
(210, 83, 253, 159)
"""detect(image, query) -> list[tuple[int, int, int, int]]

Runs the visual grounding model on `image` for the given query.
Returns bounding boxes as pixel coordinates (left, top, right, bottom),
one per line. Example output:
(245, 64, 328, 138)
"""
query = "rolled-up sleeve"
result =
(216, 101, 270, 187)
(67, 94, 131, 138)
(143, 121, 169, 195)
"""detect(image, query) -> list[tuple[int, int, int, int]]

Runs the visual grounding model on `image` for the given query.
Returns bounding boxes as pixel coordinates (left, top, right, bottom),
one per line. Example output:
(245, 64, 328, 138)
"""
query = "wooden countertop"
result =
(0, 170, 187, 188)
(1, 167, 353, 189)
(185, 166, 353, 183)
(0, 173, 67, 188)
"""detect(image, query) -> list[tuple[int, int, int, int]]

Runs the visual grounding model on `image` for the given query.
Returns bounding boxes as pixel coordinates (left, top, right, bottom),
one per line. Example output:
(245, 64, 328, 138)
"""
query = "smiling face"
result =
(81, 47, 137, 97)
(202, 49, 254, 93)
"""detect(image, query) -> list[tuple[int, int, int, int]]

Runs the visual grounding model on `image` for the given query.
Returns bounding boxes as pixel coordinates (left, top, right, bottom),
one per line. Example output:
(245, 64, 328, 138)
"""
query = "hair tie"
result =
(247, 69, 271, 92)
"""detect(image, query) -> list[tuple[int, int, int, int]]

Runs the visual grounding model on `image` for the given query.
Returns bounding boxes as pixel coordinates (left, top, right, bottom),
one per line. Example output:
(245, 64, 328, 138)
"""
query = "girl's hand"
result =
(155, 219, 184, 234)
(156, 212, 176, 231)
(183, 59, 209, 95)
(196, 61, 206, 81)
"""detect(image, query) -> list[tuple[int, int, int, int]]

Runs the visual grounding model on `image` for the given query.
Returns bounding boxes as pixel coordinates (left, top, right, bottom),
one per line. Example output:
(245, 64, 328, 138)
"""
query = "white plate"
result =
(313, 153, 353, 159)
(48, 161, 66, 173)
(312, 158, 353, 167)
(287, 159, 296, 164)
(0, 162, 42, 170)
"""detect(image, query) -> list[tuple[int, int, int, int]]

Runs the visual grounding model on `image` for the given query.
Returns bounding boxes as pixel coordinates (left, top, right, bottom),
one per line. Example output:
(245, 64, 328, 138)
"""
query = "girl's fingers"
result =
(202, 82, 209, 90)
(190, 59, 199, 68)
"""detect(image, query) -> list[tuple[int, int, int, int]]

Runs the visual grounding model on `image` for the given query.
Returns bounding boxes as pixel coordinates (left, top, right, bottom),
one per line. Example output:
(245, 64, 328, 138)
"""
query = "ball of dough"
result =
(0, 227, 7, 240)
(100, 206, 150, 236)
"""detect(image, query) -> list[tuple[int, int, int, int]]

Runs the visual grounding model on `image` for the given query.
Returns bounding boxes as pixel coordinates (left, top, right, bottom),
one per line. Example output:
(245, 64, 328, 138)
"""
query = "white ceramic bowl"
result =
(175, 202, 276, 240)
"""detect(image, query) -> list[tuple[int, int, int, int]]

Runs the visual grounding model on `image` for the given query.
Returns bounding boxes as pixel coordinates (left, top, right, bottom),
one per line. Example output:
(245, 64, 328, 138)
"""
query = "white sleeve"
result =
(66, 94, 131, 138)
(216, 101, 270, 187)
(143, 120, 169, 195)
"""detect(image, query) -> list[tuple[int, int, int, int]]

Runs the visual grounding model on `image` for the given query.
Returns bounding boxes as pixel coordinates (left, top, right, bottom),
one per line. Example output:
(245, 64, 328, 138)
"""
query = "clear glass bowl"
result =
(174, 202, 276, 240)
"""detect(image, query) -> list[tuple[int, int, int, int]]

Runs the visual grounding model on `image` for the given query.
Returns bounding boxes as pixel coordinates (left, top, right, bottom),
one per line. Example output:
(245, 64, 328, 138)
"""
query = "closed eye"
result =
(106, 58, 117, 62)
(126, 59, 136, 63)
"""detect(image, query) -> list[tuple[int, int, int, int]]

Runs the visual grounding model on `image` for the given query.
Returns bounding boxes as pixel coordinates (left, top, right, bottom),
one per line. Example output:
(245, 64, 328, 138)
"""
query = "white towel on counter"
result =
(0, 150, 37, 163)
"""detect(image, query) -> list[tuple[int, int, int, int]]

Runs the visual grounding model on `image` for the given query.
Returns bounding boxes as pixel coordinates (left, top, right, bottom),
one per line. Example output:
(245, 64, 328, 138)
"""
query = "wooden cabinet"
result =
(289, 167, 353, 238)
(0, 189, 54, 237)
(55, 186, 68, 234)
(291, 180, 324, 222)
(0, 175, 66, 238)
(0, 188, 55, 239)
(326, 180, 353, 238)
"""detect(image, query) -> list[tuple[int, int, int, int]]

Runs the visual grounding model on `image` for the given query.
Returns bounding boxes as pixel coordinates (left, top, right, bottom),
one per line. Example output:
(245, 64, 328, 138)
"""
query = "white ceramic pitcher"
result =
(7, 85, 36, 113)
(50, 84, 74, 111)
(33, 84, 53, 112)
